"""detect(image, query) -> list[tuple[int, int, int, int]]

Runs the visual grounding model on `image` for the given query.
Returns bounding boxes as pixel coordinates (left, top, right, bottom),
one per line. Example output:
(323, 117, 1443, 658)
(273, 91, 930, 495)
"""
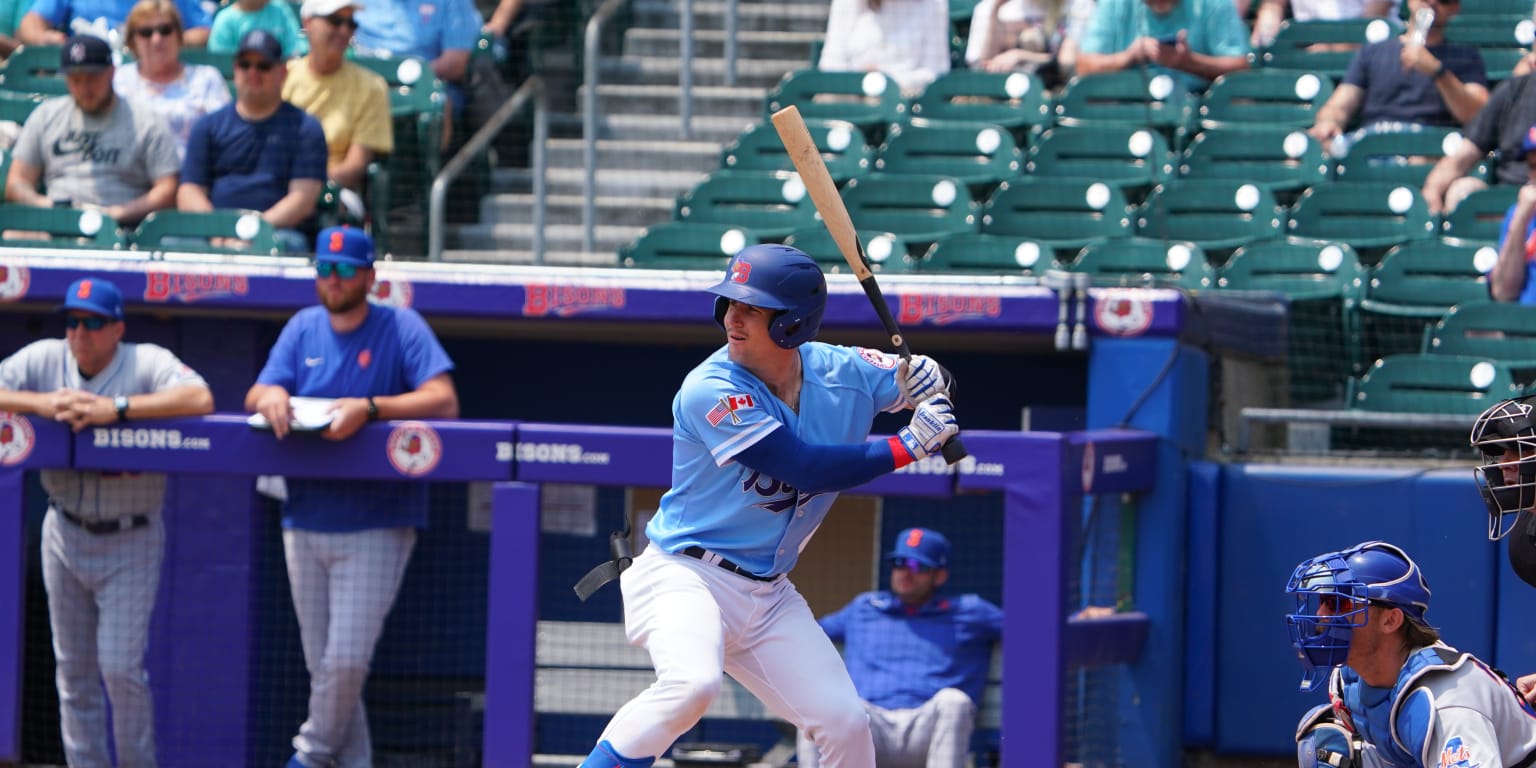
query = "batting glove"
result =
(895, 395, 958, 464)
(898, 355, 950, 408)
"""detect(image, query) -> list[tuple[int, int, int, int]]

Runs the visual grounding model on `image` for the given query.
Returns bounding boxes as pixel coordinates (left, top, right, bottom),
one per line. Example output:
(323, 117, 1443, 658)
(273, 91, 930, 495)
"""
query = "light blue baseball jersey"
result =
(352, 0, 482, 63)
(646, 342, 906, 576)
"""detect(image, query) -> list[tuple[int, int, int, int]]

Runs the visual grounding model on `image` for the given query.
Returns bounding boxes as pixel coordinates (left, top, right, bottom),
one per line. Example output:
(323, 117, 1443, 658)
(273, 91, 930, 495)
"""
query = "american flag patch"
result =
(706, 394, 756, 427)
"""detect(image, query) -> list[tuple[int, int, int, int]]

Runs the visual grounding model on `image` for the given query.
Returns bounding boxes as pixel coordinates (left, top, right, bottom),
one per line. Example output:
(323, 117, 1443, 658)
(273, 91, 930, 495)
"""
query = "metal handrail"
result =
(429, 76, 547, 263)
(724, 0, 737, 86)
(583, 0, 629, 253)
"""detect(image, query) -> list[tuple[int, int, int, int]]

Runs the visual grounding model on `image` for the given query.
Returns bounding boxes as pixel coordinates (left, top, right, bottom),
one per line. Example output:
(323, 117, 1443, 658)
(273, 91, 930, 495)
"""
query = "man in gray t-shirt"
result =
(5, 34, 179, 226)
(0, 276, 212, 768)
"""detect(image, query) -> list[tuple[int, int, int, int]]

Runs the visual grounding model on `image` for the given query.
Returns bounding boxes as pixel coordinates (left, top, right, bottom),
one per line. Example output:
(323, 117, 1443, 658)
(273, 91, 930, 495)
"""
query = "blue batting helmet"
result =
(1284, 541, 1433, 692)
(707, 244, 826, 349)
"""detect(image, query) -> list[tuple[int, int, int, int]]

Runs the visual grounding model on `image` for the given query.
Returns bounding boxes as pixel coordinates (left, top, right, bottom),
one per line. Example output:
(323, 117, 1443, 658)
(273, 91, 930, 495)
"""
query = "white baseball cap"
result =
(300, 0, 363, 18)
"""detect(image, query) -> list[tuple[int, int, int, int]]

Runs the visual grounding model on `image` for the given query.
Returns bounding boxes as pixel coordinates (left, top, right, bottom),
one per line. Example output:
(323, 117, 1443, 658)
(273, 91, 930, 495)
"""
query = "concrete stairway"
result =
(445, 0, 826, 266)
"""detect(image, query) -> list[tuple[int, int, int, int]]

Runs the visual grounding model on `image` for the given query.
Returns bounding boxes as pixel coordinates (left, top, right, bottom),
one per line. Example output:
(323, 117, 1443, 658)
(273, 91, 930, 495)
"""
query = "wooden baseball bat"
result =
(770, 105, 967, 465)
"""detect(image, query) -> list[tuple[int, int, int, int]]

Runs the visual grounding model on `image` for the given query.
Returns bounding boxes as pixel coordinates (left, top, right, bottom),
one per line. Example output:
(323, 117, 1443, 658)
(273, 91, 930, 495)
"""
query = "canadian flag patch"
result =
(706, 393, 757, 427)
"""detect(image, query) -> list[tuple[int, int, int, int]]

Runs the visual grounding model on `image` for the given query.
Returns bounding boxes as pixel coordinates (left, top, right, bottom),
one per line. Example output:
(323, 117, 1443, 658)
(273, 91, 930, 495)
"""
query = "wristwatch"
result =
(114, 395, 129, 421)
(366, 396, 379, 421)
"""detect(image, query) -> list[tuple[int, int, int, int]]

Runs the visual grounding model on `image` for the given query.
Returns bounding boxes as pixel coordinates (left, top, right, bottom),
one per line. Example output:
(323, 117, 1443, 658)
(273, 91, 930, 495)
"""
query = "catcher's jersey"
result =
(646, 342, 905, 576)
(1333, 644, 1536, 767)
(0, 338, 207, 519)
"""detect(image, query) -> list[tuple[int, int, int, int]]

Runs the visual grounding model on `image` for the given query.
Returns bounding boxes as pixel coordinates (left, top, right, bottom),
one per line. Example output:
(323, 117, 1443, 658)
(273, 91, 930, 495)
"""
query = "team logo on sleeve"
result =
(0, 412, 35, 466)
(857, 347, 897, 370)
(1437, 736, 1474, 768)
(706, 394, 756, 427)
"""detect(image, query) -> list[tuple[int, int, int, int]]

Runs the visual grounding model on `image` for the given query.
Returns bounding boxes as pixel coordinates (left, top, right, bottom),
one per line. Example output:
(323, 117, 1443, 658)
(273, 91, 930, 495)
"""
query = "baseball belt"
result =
(53, 506, 149, 535)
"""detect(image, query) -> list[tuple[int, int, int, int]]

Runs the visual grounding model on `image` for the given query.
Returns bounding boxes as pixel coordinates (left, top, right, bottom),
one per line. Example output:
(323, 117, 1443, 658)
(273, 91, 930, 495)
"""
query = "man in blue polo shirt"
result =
(18, 0, 211, 47)
(180, 29, 329, 253)
(351, 0, 481, 144)
(797, 527, 1004, 768)
(245, 226, 459, 768)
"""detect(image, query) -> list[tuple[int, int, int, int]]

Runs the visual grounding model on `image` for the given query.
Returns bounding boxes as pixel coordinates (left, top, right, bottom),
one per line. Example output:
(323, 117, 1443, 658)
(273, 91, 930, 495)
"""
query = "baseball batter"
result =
(0, 276, 214, 768)
(245, 227, 458, 768)
(577, 244, 959, 768)
(1288, 541, 1536, 768)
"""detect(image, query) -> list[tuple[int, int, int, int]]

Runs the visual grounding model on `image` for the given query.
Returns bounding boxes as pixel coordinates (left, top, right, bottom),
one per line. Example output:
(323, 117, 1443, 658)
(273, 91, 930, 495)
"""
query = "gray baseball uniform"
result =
(12, 94, 180, 207)
(0, 338, 207, 768)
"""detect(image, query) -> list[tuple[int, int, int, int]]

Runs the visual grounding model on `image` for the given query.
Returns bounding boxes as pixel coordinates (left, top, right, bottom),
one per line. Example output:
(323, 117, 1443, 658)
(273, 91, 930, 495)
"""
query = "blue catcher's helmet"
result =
(1470, 396, 1536, 541)
(1284, 541, 1433, 692)
(707, 244, 826, 349)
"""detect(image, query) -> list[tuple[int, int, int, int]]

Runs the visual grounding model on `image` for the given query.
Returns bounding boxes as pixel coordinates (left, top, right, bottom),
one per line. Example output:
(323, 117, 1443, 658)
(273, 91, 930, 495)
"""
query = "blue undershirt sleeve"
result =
(735, 424, 896, 493)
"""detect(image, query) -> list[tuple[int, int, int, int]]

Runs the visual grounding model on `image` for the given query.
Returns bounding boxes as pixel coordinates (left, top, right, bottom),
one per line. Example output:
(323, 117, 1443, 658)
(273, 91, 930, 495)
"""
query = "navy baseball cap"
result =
(236, 29, 284, 63)
(885, 527, 950, 569)
(315, 226, 375, 266)
(57, 277, 124, 320)
(60, 35, 112, 73)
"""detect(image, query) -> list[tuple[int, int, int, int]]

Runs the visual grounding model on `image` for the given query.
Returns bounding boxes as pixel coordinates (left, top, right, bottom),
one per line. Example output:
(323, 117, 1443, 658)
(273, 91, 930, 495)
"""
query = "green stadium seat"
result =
(1050, 71, 1195, 143)
(1067, 237, 1213, 291)
(1358, 238, 1496, 364)
(1424, 302, 1536, 365)
(840, 174, 978, 249)
(0, 93, 39, 126)
(1136, 179, 1286, 257)
(1447, 0, 1531, 20)
(675, 170, 821, 241)
(1025, 125, 1173, 202)
(920, 232, 1054, 276)
(616, 221, 759, 270)
(764, 69, 907, 140)
(1333, 128, 1464, 186)
(1285, 182, 1435, 262)
(131, 210, 279, 255)
(1348, 353, 1522, 414)
(782, 225, 914, 274)
(1443, 18, 1530, 82)
(350, 54, 445, 226)
(720, 119, 872, 184)
(874, 121, 1023, 194)
(1254, 18, 1403, 79)
(1178, 126, 1330, 200)
(907, 70, 1051, 140)
(0, 44, 66, 95)
(1197, 69, 1334, 131)
(1441, 185, 1518, 245)
(180, 46, 235, 81)
(981, 177, 1132, 259)
(0, 203, 123, 249)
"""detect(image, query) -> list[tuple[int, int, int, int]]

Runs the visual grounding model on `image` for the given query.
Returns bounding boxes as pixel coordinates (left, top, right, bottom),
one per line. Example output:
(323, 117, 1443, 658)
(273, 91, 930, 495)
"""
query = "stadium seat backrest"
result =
(180, 47, 234, 80)
(1178, 126, 1329, 193)
(840, 174, 978, 245)
(1334, 128, 1464, 186)
(1286, 182, 1435, 256)
(1068, 236, 1214, 290)
(1426, 303, 1536, 363)
(1351, 353, 1520, 414)
(0, 203, 122, 249)
(617, 221, 760, 270)
(130, 210, 278, 255)
(675, 170, 821, 240)
(922, 232, 1055, 276)
(720, 119, 872, 184)
(782, 225, 914, 274)
(1442, 185, 1518, 245)
(1198, 69, 1334, 130)
(1218, 237, 1365, 302)
(764, 69, 906, 135)
(1026, 125, 1174, 189)
(0, 44, 67, 95)
(875, 121, 1023, 190)
(1364, 239, 1494, 311)
(981, 177, 1133, 252)
(1137, 178, 1286, 252)
(1050, 70, 1194, 133)
(0, 93, 41, 126)
(1257, 18, 1404, 78)
(908, 70, 1051, 135)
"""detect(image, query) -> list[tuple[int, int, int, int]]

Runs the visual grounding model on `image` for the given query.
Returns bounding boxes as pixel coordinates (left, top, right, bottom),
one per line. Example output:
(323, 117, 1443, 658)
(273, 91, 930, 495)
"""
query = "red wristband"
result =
(888, 436, 916, 469)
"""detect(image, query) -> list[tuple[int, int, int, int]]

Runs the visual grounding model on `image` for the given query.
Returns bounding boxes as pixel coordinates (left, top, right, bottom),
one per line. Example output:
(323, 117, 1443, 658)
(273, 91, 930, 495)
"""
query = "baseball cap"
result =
(885, 527, 950, 569)
(57, 277, 124, 320)
(60, 35, 112, 73)
(300, 0, 362, 18)
(315, 226, 375, 266)
(236, 29, 284, 63)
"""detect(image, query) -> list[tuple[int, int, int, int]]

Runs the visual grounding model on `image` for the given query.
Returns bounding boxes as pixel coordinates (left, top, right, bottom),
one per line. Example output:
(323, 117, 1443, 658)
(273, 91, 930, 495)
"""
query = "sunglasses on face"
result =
(315, 261, 360, 279)
(236, 59, 275, 72)
(892, 558, 934, 574)
(134, 23, 175, 38)
(65, 316, 111, 330)
(322, 13, 358, 29)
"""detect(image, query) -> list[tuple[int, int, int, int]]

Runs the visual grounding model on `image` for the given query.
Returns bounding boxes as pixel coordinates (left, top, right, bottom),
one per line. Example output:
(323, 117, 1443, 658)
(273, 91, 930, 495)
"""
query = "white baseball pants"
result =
(796, 687, 977, 768)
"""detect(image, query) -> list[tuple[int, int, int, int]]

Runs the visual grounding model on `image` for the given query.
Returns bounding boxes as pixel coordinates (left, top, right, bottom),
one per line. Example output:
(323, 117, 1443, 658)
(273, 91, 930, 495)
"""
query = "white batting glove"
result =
(897, 396, 958, 460)
(898, 354, 948, 407)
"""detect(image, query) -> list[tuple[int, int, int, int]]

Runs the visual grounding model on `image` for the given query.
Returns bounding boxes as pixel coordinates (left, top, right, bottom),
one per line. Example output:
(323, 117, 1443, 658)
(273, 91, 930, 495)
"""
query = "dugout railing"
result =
(0, 416, 1157, 767)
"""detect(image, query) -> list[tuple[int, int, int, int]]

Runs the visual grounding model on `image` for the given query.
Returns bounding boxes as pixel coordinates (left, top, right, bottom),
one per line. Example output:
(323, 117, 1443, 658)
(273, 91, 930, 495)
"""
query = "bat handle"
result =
(940, 435, 968, 465)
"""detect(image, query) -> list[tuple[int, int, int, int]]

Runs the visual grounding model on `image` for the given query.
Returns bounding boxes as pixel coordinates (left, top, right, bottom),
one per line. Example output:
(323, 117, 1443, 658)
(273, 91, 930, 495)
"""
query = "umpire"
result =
(0, 276, 214, 767)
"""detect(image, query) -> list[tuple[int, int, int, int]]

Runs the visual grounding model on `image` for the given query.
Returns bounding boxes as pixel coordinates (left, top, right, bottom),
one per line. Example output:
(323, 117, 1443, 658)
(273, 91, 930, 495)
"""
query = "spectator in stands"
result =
(1076, 0, 1250, 93)
(18, 0, 209, 48)
(1306, 0, 1487, 157)
(1421, 72, 1536, 215)
(818, 0, 951, 97)
(965, 0, 1099, 86)
(208, 0, 306, 59)
(115, 0, 232, 160)
(6, 35, 180, 226)
(352, 0, 481, 146)
(283, 0, 392, 213)
(246, 226, 458, 768)
(1250, 0, 1400, 49)
(0, 276, 213, 768)
(796, 528, 1004, 768)
(179, 30, 328, 253)
(1488, 125, 1536, 303)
